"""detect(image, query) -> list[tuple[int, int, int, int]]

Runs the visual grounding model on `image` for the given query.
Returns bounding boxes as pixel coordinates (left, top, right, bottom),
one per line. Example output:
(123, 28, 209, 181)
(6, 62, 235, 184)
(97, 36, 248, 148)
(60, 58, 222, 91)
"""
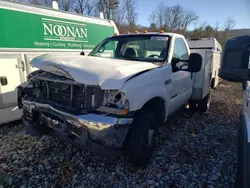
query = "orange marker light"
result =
(134, 30, 139, 33)
(143, 29, 148, 33)
(114, 32, 118, 36)
(122, 109, 129, 115)
(160, 30, 164, 33)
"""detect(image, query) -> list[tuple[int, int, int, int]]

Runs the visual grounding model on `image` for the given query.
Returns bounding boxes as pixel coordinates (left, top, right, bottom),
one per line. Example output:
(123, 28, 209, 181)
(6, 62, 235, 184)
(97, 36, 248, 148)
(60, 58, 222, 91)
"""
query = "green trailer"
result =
(0, 0, 118, 124)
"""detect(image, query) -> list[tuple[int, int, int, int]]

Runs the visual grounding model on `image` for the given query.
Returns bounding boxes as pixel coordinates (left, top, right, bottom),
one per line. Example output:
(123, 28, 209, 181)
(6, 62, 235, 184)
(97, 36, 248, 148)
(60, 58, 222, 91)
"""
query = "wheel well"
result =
(123, 97, 166, 147)
(142, 97, 166, 126)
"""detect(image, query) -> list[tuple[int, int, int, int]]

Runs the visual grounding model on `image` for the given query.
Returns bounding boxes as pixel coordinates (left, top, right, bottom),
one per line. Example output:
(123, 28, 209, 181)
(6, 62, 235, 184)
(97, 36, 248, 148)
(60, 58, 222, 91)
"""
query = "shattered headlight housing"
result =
(97, 90, 129, 115)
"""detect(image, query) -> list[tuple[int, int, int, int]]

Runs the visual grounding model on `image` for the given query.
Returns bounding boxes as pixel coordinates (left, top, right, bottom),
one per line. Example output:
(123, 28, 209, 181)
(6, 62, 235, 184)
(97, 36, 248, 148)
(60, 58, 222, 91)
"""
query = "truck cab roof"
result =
(112, 32, 185, 38)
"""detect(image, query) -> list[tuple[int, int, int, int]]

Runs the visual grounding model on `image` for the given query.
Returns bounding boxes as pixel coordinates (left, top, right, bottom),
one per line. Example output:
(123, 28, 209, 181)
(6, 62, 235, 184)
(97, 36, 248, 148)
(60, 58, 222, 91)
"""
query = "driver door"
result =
(168, 37, 192, 114)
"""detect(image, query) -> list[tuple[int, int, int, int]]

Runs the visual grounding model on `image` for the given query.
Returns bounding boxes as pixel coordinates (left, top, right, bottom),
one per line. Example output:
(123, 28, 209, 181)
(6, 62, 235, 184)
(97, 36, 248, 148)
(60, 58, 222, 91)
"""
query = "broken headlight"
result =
(97, 90, 129, 115)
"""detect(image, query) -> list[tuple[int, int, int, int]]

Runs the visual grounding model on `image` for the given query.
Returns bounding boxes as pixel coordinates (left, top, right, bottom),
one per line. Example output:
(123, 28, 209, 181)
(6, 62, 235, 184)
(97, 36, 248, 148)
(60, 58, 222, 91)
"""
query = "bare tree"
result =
(74, 0, 97, 15)
(123, 0, 137, 31)
(179, 9, 199, 30)
(168, 5, 183, 30)
(58, 0, 73, 11)
(27, 0, 53, 7)
(149, 4, 198, 31)
(86, 0, 98, 15)
(148, 14, 155, 25)
(148, 3, 166, 28)
(97, 0, 119, 20)
(8, 0, 25, 2)
(113, 8, 126, 27)
(224, 17, 236, 31)
(220, 17, 236, 47)
(74, 0, 88, 14)
(27, 0, 78, 13)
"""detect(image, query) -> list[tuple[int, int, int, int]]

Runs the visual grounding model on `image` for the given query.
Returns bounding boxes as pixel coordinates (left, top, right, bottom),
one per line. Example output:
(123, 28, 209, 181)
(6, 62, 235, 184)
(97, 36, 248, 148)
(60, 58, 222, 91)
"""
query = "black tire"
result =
(211, 78, 215, 89)
(189, 100, 198, 112)
(125, 109, 158, 166)
(197, 91, 212, 113)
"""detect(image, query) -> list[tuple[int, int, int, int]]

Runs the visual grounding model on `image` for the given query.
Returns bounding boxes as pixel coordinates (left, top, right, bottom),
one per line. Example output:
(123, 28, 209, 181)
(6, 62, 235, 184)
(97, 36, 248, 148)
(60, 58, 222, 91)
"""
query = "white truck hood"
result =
(30, 54, 158, 89)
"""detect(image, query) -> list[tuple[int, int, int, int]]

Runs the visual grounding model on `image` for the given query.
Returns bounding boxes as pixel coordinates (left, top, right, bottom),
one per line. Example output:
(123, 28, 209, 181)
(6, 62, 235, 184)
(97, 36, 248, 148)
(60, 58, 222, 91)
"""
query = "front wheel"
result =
(125, 109, 158, 166)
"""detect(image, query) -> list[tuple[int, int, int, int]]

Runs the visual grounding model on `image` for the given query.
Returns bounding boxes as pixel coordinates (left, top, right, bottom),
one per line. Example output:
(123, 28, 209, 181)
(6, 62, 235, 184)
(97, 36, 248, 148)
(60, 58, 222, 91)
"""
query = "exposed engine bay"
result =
(18, 70, 104, 113)
(17, 70, 133, 157)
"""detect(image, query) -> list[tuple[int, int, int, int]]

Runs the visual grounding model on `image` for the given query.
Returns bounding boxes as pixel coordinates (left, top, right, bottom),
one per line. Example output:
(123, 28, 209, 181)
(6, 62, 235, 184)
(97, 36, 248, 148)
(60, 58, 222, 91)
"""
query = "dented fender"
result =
(17, 81, 33, 109)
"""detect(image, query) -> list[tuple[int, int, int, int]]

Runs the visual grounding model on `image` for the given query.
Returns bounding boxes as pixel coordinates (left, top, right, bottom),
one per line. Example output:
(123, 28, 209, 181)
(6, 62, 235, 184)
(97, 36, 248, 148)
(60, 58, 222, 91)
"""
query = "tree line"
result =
(14, 0, 237, 47)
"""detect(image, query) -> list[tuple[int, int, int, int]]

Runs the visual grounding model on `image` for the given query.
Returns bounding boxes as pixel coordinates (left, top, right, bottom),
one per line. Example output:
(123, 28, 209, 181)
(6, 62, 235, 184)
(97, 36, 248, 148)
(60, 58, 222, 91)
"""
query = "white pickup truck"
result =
(17, 31, 216, 165)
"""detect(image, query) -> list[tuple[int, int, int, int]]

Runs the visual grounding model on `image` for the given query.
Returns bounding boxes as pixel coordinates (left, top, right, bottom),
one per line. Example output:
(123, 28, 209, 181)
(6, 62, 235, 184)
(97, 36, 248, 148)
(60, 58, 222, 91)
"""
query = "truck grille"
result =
(39, 79, 104, 111)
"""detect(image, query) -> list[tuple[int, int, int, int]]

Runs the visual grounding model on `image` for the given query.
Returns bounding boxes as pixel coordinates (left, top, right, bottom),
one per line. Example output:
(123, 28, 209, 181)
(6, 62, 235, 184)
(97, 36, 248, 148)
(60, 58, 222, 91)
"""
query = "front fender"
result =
(121, 68, 171, 112)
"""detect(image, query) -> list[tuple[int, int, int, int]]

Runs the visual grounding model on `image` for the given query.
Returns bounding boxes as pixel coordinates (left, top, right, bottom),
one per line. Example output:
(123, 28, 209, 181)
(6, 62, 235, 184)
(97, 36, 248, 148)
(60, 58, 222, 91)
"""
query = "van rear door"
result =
(0, 54, 25, 124)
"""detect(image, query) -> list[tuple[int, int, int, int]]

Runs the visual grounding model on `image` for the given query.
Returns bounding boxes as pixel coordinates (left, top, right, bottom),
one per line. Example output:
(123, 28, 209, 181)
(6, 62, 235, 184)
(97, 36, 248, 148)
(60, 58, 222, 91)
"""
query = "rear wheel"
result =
(126, 109, 158, 166)
(197, 91, 212, 113)
(189, 100, 198, 112)
(211, 78, 215, 89)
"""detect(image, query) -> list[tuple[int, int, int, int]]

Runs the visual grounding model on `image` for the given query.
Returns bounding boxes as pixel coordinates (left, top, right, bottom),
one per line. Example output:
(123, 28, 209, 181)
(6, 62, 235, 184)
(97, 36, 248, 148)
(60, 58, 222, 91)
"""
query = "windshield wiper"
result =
(115, 55, 135, 60)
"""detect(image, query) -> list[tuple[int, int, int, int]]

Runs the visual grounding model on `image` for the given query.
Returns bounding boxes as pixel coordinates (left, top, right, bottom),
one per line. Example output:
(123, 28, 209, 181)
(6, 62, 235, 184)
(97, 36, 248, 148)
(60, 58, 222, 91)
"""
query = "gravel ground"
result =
(0, 80, 242, 188)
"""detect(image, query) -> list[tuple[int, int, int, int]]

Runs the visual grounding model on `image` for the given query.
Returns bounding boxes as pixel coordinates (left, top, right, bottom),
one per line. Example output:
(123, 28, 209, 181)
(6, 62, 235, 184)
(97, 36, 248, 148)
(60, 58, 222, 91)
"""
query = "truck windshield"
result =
(88, 35, 169, 62)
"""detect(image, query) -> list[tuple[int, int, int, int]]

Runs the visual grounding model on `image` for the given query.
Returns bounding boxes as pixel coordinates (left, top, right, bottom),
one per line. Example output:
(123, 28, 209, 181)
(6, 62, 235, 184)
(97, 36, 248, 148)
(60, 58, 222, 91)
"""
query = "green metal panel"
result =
(0, 8, 114, 50)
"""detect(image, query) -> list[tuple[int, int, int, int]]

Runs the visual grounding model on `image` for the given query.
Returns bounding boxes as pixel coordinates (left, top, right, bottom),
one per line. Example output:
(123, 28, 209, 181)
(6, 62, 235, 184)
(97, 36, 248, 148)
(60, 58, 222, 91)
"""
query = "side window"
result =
(172, 38, 189, 60)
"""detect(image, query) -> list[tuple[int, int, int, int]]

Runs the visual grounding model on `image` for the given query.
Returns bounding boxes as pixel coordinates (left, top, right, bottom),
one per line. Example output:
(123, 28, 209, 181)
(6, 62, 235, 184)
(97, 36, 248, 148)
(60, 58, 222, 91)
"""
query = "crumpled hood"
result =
(30, 54, 158, 89)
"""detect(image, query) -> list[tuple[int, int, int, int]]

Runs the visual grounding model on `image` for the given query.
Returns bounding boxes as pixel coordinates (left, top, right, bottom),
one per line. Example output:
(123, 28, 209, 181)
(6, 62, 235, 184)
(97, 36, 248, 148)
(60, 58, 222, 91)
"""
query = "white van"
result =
(0, 0, 118, 124)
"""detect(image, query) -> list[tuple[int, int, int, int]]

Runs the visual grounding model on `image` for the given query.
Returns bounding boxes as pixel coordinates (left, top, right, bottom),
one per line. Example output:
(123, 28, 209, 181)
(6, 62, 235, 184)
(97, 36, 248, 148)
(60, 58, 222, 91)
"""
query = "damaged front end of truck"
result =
(19, 75, 130, 160)
(16, 54, 158, 158)
(17, 70, 133, 158)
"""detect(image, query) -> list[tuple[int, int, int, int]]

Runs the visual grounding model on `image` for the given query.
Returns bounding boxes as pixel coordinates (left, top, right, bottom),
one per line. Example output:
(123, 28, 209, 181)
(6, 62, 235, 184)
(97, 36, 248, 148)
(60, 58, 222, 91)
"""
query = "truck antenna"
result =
(80, 43, 85, 56)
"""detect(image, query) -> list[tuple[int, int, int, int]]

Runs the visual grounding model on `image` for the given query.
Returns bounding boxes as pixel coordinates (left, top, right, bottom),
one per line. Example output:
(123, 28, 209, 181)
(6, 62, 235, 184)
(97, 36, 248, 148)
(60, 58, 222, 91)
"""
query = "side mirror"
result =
(219, 36, 250, 82)
(188, 53, 202, 72)
(171, 58, 181, 72)
(171, 57, 180, 65)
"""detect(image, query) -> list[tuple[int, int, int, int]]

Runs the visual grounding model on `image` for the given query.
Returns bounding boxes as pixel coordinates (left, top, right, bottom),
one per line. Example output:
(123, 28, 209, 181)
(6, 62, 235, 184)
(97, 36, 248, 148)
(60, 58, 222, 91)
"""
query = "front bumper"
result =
(22, 100, 133, 159)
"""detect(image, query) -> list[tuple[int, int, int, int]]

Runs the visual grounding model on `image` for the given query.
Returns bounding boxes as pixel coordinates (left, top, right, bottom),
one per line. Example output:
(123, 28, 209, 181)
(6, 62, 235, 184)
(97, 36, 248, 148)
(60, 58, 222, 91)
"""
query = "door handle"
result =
(0, 76, 8, 86)
(171, 94, 178, 99)
(16, 61, 25, 72)
(165, 79, 172, 85)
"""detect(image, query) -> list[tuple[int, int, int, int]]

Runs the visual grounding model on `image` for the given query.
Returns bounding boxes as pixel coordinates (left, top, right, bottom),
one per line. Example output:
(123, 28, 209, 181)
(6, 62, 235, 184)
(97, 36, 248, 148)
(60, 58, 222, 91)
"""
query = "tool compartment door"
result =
(190, 49, 213, 100)
(0, 54, 24, 108)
